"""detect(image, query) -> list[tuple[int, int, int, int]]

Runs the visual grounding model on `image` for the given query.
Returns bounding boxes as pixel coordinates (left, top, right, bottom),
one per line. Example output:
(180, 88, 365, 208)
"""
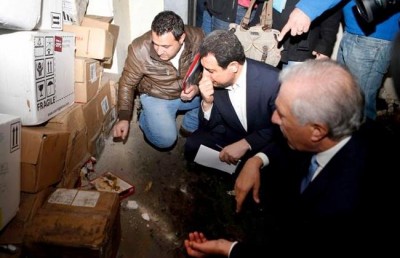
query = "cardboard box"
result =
(96, 80, 112, 123)
(82, 80, 112, 143)
(36, 0, 63, 30)
(0, 30, 75, 125)
(24, 188, 121, 258)
(0, 114, 21, 231)
(82, 96, 102, 143)
(60, 153, 91, 188)
(0, 187, 53, 244)
(81, 16, 119, 65)
(21, 127, 70, 193)
(74, 58, 102, 103)
(103, 106, 117, 138)
(45, 103, 91, 188)
(88, 129, 105, 158)
(63, 24, 114, 60)
(100, 72, 119, 107)
(63, 0, 89, 25)
(0, 0, 41, 30)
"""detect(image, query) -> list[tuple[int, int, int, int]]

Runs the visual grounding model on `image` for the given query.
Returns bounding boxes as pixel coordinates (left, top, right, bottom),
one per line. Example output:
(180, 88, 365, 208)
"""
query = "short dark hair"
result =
(151, 11, 185, 41)
(199, 30, 246, 69)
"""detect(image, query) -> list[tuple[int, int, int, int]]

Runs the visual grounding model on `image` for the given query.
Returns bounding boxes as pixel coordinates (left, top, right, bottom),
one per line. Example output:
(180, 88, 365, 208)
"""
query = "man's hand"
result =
(181, 84, 199, 102)
(198, 74, 214, 112)
(234, 156, 263, 213)
(113, 120, 130, 140)
(277, 8, 311, 41)
(219, 139, 250, 165)
(312, 51, 329, 60)
(184, 231, 232, 257)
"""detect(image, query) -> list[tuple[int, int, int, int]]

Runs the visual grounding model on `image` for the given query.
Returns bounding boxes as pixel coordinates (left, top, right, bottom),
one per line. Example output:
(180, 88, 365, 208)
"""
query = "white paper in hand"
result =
(194, 145, 237, 174)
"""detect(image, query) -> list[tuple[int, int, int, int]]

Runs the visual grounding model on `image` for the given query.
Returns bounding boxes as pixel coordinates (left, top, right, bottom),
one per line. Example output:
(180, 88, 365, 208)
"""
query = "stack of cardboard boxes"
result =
(0, 0, 121, 256)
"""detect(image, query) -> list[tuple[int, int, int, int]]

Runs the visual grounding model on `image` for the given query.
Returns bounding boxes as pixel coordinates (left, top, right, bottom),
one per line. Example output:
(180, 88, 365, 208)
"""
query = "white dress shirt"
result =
(256, 136, 352, 173)
(203, 61, 248, 131)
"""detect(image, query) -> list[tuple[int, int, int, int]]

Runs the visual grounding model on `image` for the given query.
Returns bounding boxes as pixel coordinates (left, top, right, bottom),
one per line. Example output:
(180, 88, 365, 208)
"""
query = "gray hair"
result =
(279, 59, 365, 140)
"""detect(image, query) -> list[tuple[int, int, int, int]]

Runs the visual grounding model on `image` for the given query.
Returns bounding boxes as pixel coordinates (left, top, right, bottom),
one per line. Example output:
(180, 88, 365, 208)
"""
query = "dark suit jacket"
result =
(230, 121, 399, 257)
(185, 58, 280, 160)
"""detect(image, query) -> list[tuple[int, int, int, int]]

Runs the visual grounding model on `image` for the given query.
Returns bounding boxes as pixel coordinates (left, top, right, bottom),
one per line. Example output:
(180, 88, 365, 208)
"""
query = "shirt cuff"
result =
(255, 152, 269, 168)
(202, 100, 213, 120)
(228, 241, 239, 258)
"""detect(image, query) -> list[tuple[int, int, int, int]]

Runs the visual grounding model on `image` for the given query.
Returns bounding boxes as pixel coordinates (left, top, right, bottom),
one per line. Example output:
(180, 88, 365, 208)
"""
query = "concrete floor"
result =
(95, 116, 192, 258)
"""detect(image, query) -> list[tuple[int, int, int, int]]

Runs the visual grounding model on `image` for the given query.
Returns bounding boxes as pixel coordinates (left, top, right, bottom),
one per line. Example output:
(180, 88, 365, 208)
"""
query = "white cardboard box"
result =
(0, 0, 42, 30)
(0, 30, 75, 125)
(36, 0, 63, 30)
(63, 0, 89, 25)
(0, 113, 21, 231)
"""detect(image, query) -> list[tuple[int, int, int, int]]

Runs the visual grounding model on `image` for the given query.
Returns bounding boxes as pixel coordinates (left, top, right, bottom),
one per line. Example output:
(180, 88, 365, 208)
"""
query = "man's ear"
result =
(179, 33, 186, 44)
(228, 61, 239, 73)
(310, 123, 328, 142)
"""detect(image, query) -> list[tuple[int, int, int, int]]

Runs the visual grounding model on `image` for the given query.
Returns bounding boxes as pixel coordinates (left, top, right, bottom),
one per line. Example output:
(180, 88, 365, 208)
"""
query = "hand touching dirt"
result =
(184, 231, 232, 257)
(234, 156, 263, 212)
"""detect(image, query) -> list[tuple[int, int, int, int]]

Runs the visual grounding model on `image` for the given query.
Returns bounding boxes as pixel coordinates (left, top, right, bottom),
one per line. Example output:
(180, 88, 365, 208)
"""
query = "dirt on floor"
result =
(94, 116, 265, 258)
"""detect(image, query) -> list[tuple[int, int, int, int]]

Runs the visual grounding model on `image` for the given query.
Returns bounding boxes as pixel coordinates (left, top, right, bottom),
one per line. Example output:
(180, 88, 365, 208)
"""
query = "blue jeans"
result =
(337, 32, 392, 120)
(202, 9, 213, 35)
(212, 5, 257, 31)
(139, 94, 200, 149)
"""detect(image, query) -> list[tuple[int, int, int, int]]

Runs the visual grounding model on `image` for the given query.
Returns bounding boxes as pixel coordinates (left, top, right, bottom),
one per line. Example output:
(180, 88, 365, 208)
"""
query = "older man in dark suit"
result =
(184, 30, 280, 167)
(184, 59, 398, 257)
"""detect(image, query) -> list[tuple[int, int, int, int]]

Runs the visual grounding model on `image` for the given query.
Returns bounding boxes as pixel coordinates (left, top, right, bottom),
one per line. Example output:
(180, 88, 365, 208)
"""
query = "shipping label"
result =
(34, 36, 57, 111)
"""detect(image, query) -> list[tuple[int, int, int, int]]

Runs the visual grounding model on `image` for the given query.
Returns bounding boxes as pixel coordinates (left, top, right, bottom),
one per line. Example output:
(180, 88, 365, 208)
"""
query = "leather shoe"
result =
(179, 126, 193, 138)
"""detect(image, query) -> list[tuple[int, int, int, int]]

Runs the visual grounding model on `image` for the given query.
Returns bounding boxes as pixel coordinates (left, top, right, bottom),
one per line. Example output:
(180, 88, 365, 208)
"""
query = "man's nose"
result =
(271, 110, 280, 125)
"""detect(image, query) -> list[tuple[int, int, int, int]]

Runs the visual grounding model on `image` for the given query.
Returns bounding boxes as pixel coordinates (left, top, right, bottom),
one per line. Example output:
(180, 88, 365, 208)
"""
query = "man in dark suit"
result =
(184, 30, 280, 167)
(184, 59, 398, 257)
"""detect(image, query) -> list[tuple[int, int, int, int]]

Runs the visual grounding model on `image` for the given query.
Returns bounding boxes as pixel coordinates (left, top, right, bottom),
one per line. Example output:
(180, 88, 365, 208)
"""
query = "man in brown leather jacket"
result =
(113, 11, 205, 149)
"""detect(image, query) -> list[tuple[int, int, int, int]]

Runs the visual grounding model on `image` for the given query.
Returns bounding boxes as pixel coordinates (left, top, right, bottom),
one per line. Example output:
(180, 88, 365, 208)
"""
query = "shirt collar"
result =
(315, 136, 352, 167)
(226, 60, 247, 91)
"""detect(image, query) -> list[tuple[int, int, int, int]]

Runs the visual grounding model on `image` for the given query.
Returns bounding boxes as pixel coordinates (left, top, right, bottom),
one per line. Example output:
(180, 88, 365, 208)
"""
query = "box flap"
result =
(82, 15, 113, 25)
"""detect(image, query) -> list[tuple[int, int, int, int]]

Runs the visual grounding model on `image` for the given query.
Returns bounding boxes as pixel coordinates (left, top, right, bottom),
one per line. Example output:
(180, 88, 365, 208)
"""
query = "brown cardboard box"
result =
(63, 24, 114, 60)
(82, 95, 102, 143)
(81, 16, 119, 66)
(88, 129, 105, 158)
(46, 104, 91, 188)
(24, 188, 121, 258)
(96, 79, 112, 123)
(100, 72, 119, 107)
(0, 187, 54, 245)
(21, 127, 70, 193)
(82, 79, 112, 144)
(74, 58, 102, 103)
(103, 106, 117, 138)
